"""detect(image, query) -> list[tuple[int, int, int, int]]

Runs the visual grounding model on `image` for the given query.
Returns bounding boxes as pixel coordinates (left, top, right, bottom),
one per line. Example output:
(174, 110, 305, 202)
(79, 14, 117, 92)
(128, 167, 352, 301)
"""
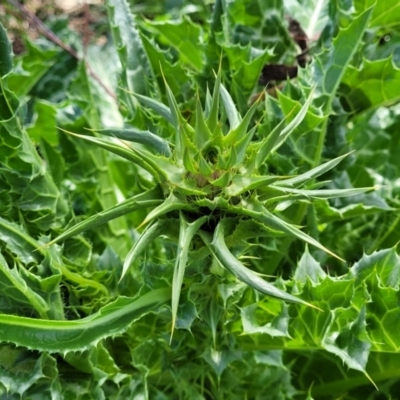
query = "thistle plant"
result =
(50, 72, 373, 332)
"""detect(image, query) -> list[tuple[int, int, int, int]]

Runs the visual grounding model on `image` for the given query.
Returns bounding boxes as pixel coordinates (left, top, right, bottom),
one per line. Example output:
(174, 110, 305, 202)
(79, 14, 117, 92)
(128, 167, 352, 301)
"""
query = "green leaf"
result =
(121, 220, 172, 281)
(0, 82, 68, 231)
(139, 192, 194, 228)
(2, 1, 400, 396)
(107, 0, 151, 96)
(93, 127, 171, 156)
(129, 91, 173, 124)
(0, 253, 49, 319)
(271, 88, 316, 153)
(0, 217, 41, 265)
(275, 152, 352, 187)
(194, 96, 212, 149)
(220, 82, 241, 130)
(252, 110, 293, 169)
(256, 89, 314, 168)
(209, 170, 232, 188)
(341, 57, 400, 113)
(224, 175, 281, 197)
(294, 245, 327, 288)
(59, 128, 164, 182)
(314, 8, 373, 100)
(202, 347, 239, 377)
(0, 22, 12, 78)
(145, 18, 205, 72)
(230, 49, 272, 107)
(314, 199, 391, 223)
(242, 302, 290, 337)
(7, 40, 58, 98)
(277, 89, 325, 138)
(267, 185, 375, 199)
(197, 152, 213, 177)
(223, 92, 261, 146)
(226, 219, 285, 244)
(47, 187, 162, 246)
(354, 0, 400, 28)
(219, 42, 273, 111)
(237, 247, 400, 383)
(171, 214, 207, 334)
(140, 32, 190, 97)
(162, 77, 196, 165)
(201, 220, 318, 308)
(207, 70, 221, 132)
(0, 217, 108, 299)
(349, 248, 400, 289)
(234, 199, 344, 261)
(56, 259, 108, 296)
(348, 249, 400, 353)
(322, 307, 375, 387)
(26, 100, 59, 146)
(0, 350, 60, 397)
(0, 288, 170, 352)
(232, 125, 257, 165)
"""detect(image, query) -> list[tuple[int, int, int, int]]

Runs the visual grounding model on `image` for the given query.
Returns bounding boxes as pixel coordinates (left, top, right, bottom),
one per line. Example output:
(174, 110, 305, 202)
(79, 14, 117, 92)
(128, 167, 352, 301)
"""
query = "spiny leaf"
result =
(315, 7, 373, 99)
(140, 31, 190, 97)
(251, 109, 294, 170)
(107, 0, 151, 96)
(271, 88, 316, 153)
(120, 220, 174, 281)
(183, 146, 197, 173)
(341, 57, 400, 113)
(171, 214, 207, 336)
(204, 85, 212, 117)
(233, 199, 344, 262)
(0, 253, 49, 319)
(201, 220, 320, 309)
(256, 88, 314, 168)
(1, 218, 108, 298)
(0, 22, 13, 78)
(58, 128, 163, 182)
(294, 245, 327, 286)
(47, 187, 163, 246)
(207, 70, 221, 132)
(220, 82, 241, 130)
(65, 128, 193, 194)
(232, 125, 257, 166)
(209, 171, 232, 188)
(322, 307, 376, 389)
(274, 152, 352, 187)
(121, 88, 173, 124)
(0, 289, 170, 352)
(0, 217, 42, 264)
(163, 75, 183, 132)
(139, 192, 194, 228)
(194, 95, 212, 149)
(145, 18, 205, 71)
(91, 127, 171, 156)
(354, 0, 400, 28)
(224, 175, 282, 197)
(198, 152, 214, 176)
(162, 75, 195, 164)
(223, 91, 262, 145)
(266, 185, 376, 199)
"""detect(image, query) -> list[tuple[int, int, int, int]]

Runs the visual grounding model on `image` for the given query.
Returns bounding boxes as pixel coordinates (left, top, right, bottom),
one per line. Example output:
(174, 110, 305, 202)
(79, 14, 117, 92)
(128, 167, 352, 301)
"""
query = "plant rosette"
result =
(50, 72, 375, 333)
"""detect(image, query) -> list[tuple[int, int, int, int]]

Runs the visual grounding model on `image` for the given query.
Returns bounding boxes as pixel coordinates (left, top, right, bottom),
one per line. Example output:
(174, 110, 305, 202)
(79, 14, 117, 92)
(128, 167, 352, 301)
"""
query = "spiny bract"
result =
(52, 72, 373, 332)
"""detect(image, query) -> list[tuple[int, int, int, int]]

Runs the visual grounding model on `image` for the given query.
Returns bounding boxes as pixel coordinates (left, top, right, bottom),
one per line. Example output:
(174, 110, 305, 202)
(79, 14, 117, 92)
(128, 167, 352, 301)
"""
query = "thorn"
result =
(57, 126, 81, 137)
(304, 301, 323, 312)
(169, 322, 175, 345)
